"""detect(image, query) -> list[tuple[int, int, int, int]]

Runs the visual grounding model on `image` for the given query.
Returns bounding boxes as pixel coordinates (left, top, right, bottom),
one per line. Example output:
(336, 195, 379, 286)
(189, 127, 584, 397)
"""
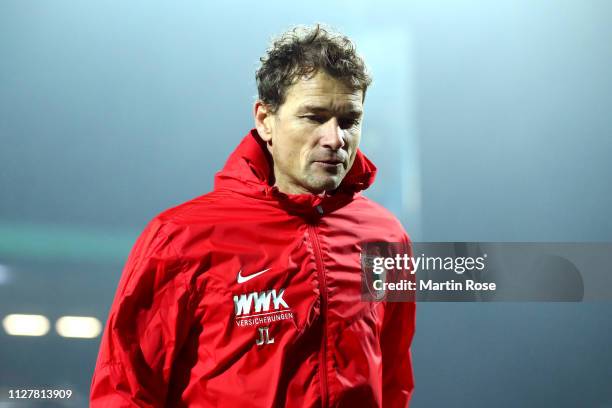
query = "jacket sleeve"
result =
(90, 219, 197, 407)
(380, 234, 416, 408)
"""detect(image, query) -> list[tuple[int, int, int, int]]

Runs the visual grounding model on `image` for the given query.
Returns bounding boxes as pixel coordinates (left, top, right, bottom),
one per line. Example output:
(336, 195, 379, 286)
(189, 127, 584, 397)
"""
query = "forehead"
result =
(281, 71, 363, 114)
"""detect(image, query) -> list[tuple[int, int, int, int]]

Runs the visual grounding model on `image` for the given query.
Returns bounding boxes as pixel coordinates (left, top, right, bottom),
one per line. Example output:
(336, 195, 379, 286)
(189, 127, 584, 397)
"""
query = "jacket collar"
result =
(214, 129, 377, 218)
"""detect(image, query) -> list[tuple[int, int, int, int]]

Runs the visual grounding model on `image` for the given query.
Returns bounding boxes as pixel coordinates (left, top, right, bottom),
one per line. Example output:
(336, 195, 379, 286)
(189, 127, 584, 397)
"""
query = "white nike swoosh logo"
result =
(237, 268, 271, 284)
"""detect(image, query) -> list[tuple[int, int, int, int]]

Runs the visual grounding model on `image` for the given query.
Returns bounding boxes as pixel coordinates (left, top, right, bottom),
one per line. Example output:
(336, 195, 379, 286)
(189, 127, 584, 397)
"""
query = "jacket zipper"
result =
(308, 223, 328, 408)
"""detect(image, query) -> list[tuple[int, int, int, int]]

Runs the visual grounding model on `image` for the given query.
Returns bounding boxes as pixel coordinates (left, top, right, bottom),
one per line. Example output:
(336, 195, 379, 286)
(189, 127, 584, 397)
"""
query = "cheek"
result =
(346, 130, 361, 152)
(346, 131, 361, 165)
(349, 128, 361, 145)
(299, 145, 314, 166)
(285, 131, 314, 167)
(272, 132, 304, 172)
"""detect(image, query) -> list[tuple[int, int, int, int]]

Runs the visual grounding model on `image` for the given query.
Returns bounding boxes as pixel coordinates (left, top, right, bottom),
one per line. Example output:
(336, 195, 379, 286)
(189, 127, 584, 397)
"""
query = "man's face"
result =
(257, 70, 364, 195)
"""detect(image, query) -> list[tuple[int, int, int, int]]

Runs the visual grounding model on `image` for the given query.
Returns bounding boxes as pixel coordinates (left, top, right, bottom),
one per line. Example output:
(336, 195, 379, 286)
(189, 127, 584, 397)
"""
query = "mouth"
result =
(313, 160, 344, 170)
(315, 159, 343, 165)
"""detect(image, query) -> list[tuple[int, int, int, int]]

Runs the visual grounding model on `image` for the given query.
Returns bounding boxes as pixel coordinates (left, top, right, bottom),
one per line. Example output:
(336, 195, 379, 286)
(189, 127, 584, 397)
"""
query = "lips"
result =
(311, 153, 347, 170)
(312, 156, 345, 165)
(313, 160, 344, 171)
(316, 160, 343, 165)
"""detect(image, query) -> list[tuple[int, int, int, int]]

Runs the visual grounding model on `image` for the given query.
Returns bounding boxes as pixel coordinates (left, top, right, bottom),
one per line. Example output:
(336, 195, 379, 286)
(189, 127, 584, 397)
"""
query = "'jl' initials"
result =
(256, 326, 274, 346)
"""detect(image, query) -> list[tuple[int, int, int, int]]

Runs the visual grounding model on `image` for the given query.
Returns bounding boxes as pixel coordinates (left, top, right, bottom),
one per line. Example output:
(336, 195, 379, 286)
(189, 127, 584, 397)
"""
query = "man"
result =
(90, 24, 415, 407)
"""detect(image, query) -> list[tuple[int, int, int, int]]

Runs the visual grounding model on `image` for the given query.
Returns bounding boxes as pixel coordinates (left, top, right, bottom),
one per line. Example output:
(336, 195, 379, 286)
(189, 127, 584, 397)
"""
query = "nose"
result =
(319, 117, 346, 150)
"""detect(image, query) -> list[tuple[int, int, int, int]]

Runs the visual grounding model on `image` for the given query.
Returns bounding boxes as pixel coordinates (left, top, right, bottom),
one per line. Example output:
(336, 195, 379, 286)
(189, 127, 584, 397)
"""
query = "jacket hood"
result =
(214, 129, 377, 217)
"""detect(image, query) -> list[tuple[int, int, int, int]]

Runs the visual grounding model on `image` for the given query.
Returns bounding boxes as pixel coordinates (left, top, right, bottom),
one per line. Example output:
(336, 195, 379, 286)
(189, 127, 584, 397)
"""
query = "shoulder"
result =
(131, 190, 232, 260)
(327, 194, 411, 246)
(154, 190, 232, 227)
(350, 194, 409, 236)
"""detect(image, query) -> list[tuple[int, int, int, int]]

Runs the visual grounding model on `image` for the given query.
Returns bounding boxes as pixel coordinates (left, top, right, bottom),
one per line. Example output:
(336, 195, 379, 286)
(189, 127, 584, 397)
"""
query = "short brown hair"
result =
(256, 24, 372, 113)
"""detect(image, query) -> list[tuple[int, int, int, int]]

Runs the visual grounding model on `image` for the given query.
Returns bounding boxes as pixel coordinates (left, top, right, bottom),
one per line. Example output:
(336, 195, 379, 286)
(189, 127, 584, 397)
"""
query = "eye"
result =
(302, 115, 327, 124)
(339, 118, 360, 129)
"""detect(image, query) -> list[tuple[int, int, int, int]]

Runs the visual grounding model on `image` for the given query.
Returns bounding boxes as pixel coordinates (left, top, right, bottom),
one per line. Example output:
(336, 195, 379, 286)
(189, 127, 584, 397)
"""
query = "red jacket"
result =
(90, 129, 415, 407)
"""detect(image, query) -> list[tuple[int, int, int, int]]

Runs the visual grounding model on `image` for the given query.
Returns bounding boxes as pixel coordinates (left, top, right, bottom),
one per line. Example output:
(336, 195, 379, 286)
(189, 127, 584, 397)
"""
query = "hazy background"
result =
(1, 1, 611, 406)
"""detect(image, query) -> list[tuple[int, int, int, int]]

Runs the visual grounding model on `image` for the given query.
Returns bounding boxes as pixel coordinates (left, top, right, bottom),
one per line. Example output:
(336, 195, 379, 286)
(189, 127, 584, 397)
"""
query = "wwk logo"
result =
(233, 289, 289, 316)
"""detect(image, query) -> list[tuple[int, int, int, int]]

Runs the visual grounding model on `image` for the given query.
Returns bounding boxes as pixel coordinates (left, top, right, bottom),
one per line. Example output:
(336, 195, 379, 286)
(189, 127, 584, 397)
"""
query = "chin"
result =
(305, 176, 342, 194)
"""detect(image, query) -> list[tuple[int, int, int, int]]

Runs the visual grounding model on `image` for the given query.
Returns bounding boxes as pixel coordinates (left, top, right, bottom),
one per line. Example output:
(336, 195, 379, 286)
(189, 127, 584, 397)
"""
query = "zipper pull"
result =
(315, 205, 324, 215)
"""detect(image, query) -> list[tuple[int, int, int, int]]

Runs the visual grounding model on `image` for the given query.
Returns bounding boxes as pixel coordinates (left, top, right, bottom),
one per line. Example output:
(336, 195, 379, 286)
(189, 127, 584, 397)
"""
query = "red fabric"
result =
(90, 129, 416, 407)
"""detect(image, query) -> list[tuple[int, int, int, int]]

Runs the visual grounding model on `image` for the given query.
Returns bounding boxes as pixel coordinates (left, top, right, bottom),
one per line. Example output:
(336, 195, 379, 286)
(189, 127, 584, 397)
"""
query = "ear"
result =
(254, 101, 274, 145)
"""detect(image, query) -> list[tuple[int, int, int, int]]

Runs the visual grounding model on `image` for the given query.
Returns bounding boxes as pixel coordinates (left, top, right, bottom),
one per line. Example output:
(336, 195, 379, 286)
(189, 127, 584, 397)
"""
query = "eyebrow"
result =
(298, 104, 363, 117)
